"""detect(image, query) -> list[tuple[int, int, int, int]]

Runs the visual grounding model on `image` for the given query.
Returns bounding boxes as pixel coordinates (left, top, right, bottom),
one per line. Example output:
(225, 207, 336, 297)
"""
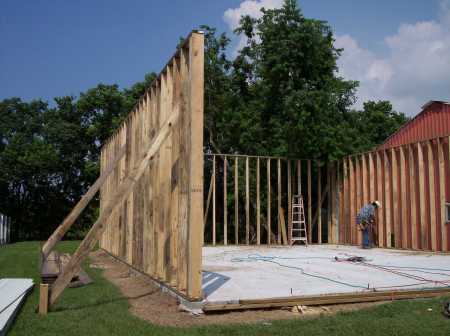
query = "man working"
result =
(356, 201, 380, 249)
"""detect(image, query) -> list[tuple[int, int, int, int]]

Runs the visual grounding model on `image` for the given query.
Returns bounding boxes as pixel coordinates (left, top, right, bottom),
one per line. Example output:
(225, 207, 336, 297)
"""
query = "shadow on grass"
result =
(52, 288, 160, 312)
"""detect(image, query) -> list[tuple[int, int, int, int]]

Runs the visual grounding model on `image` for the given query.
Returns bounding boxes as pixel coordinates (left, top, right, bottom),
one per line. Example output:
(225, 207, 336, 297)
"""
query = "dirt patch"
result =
(89, 250, 386, 327)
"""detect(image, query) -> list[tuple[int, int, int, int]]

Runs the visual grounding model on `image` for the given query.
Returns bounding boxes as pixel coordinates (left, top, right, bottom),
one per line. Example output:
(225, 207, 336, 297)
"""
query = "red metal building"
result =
(379, 101, 450, 150)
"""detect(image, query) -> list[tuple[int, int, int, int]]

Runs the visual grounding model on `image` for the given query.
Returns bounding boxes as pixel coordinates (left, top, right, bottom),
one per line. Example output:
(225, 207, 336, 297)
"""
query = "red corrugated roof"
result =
(378, 101, 450, 150)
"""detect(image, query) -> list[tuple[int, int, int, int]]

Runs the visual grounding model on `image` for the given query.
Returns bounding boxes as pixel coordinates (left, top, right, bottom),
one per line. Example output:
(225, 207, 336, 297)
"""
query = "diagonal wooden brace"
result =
(42, 145, 126, 261)
(48, 111, 179, 309)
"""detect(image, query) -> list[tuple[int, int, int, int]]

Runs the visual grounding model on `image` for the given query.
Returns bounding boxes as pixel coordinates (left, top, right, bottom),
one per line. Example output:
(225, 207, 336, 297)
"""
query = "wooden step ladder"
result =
(291, 194, 308, 246)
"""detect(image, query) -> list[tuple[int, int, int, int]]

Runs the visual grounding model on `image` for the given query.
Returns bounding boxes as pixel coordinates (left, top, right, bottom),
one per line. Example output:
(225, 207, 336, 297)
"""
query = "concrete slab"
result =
(202, 245, 450, 304)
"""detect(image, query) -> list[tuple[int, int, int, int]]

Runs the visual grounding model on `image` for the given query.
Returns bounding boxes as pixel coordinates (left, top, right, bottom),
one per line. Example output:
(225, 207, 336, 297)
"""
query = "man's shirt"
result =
(356, 204, 375, 225)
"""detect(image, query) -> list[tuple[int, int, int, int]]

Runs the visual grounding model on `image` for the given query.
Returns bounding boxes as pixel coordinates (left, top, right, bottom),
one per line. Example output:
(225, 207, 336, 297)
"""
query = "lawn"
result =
(1, 241, 449, 336)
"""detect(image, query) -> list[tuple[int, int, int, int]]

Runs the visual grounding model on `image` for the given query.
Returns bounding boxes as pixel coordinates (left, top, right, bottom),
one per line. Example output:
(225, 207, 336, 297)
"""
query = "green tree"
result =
(351, 100, 409, 151)
(211, 0, 359, 161)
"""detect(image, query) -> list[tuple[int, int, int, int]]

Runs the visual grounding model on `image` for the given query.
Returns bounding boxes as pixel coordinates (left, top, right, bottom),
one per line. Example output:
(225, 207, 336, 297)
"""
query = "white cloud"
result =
(223, 0, 284, 55)
(335, 1, 450, 115)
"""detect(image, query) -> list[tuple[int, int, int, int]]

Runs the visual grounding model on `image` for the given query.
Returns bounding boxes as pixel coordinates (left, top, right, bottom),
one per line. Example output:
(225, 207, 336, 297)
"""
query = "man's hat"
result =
(372, 200, 381, 208)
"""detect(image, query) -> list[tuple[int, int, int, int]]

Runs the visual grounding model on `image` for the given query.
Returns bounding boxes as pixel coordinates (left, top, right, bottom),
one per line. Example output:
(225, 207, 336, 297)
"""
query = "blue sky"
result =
(1, 0, 449, 115)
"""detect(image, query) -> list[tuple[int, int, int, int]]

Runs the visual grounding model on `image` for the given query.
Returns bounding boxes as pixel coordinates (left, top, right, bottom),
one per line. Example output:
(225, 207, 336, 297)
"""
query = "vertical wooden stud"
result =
(428, 141, 437, 251)
(317, 164, 322, 244)
(439, 138, 447, 251)
(256, 158, 261, 245)
(245, 156, 250, 245)
(287, 160, 292, 245)
(376, 151, 384, 247)
(349, 157, 355, 245)
(234, 157, 239, 245)
(212, 156, 216, 246)
(391, 148, 399, 248)
(277, 158, 281, 245)
(418, 142, 427, 250)
(223, 156, 228, 245)
(267, 158, 271, 245)
(400, 146, 408, 248)
(307, 160, 312, 244)
(409, 145, 417, 249)
(186, 32, 204, 299)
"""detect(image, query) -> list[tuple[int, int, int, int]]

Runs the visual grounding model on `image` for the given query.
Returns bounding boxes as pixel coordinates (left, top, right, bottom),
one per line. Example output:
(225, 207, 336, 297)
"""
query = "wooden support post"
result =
(409, 145, 417, 249)
(267, 158, 271, 245)
(376, 151, 384, 247)
(279, 207, 288, 245)
(256, 158, 261, 245)
(203, 168, 214, 225)
(418, 142, 427, 250)
(245, 157, 250, 245)
(234, 157, 239, 245)
(400, 147, 408, 248)
(317, 164, 322, 244)
(277, 159, 281, 245)
(297, 160, 301, 195)
(307, 160, 312, 244)
(327, 164, 332, 243)
(212, 156, 216, 245)
(349, 158, 355, 245)
(42, 145, 126, 260)
(428, 141, 437, 251)
(39, 284, 49, 315)
(355, 156, 362, 245)
(331, 164, 337, 244)
(439, 138, 447, 251)
(391, 148, 399, 248)
(384, 150, 392, 247)
(287, 160, 292, 245)
(186, 31, 204, 299)
(224, 157, 228, 245)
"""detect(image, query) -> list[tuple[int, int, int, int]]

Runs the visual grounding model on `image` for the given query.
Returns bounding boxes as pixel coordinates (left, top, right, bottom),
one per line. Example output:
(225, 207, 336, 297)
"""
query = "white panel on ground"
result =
(202, 246, 450, 303)
(0, 279, 34, 336)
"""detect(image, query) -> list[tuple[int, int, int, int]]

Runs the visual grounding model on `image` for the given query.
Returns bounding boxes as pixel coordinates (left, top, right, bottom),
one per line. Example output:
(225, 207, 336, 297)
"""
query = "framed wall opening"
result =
(97, 31, 450, 312)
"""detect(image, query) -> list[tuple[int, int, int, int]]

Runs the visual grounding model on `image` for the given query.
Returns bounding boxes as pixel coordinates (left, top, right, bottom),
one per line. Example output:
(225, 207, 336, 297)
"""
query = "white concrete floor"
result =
(201, 245, 450, 303)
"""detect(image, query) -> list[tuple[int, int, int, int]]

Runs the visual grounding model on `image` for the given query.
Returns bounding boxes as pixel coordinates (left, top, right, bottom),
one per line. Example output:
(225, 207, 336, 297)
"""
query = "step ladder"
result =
(291, 194, 308, 246)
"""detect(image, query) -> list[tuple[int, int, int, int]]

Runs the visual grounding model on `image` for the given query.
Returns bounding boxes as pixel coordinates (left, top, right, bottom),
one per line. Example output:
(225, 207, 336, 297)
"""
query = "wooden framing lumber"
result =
(307, 160, 312, 244)
(409, 145, 417, 249)
(49, 110, 179, 308)
(42, 145, 126, 260)
(38, 283, 49, 315)
(203, 288, 450, 312)
(267, 158, 271, 245)
(212, 156, 216, 245)
(186, 31, 204, 298)
(203, 168, 214, 225)
(428, 141, 437, 251)
(224, 156, 228, 245)
(391, 148, 399, 247)
(336, 135, 449, 252)
(256, 158, 261, 245)
(245, 157, 250, 245)
(438, 138, 447, 251)
(317, 164, 322, 244)
(400, 146, 407, 248)
(234, 157, 239, 245)
(287, 160, 292, 245)
(376, 151, 384, 247)
(417, 142, 427, 249)
(277, 159, 281, 245)
(349, 157, 355, 245)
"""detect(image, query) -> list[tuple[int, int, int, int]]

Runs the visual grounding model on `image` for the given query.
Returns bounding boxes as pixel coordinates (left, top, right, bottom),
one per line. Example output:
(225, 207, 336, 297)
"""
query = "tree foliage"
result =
(0, 1, 407, 241)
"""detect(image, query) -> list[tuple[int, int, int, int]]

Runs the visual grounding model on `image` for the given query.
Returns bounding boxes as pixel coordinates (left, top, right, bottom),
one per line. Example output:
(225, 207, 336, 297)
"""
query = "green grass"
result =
(1, 241, 449, 335)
